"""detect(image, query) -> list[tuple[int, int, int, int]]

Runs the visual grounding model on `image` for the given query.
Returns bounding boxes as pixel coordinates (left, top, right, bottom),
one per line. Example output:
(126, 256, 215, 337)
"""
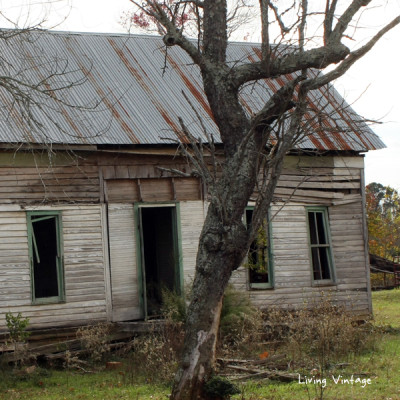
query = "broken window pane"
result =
(246, 208, 272, 288)
(307, 209, 334, 282)
(28, 212, 64, 303)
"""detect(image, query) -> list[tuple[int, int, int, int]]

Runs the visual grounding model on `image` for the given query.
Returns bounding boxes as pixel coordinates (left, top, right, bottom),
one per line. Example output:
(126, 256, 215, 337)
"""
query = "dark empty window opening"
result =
(307, 208, 334, 282)
(28, 212, 64, 303)
(140, 206, 180, 317)
(245, 208, 273, 289)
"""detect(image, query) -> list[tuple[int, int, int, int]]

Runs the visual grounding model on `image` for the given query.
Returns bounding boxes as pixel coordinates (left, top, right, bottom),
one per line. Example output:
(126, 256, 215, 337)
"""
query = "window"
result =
(245, 208, 273, 289)
(27, 212, 64, 304)
(307, 207, 335, 283)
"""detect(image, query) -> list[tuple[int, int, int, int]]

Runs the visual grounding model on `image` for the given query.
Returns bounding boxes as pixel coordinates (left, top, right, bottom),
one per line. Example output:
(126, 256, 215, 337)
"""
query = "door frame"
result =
(134, 202, 183, 319)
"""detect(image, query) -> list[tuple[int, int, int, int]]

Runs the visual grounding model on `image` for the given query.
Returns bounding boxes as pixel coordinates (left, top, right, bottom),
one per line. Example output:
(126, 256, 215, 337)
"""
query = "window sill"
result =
(312, 280, 337, 287)
(32, 298, 66, 305)
(249, 283, 274, 290)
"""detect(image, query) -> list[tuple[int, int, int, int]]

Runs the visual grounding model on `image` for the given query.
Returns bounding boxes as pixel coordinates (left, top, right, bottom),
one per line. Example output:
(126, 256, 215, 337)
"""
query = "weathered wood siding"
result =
(0, 150, 371, 330)
(231, 155, 370, 314)
(0, 152, 99, 204)
(180, 201, 206, 284)
(108, 203, 141, 321)
(0, 205, 107, 331)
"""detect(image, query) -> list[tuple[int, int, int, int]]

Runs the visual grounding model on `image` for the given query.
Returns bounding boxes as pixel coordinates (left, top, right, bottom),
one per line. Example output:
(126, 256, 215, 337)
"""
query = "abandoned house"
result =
(0, 31, 385, 332)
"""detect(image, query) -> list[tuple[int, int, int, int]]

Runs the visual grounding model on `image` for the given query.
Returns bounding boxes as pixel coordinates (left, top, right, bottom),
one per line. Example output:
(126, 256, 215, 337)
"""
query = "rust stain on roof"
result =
(108, 38, 187, 143)
(165, 52, 214, 121)
(0, 32, 383, 151)
(66, 37, 140, 144)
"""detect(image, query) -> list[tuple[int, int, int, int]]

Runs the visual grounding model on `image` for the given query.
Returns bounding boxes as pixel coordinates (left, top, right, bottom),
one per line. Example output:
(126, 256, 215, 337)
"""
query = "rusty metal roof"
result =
(0, 31, 385, 151)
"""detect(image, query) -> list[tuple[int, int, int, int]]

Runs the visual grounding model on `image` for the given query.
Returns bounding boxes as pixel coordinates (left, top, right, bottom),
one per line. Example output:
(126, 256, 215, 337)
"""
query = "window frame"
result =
(306, 207, 336, 286)
(245, 207, 274, 290)
(27, 211, 65, 304)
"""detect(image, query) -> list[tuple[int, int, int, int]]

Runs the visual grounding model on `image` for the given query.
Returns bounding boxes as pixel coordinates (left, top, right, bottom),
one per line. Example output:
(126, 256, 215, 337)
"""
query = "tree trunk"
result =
(170, 203, 249, 400)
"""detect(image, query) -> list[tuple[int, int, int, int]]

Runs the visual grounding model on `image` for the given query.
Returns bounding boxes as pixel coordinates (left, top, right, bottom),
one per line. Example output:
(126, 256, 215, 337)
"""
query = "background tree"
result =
(125, 1, 400, 399)
(366, 182, 400, 260)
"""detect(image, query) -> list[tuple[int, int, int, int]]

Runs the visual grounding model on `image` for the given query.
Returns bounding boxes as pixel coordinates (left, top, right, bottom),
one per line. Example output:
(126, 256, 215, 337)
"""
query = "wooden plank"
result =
(274, 187, 344, 199)
(106, 179, 140, 202)
(115, 166, 130, 179)
(108, 203, 141, 322)
(276, 180, 360, 190)
(140, 178, 173, 202)
(278, 174, 360, 182)
(174, 178, 202, 201)
(180, 201, 206, 279)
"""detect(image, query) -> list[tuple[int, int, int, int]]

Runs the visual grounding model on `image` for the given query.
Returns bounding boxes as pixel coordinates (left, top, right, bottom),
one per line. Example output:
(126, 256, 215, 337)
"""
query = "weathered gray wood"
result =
(108, 203, 141, 322)
(0, 205, 108, 331)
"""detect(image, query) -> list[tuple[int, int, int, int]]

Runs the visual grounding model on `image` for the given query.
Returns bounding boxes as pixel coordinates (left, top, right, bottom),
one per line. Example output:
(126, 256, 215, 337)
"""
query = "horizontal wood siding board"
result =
(276, 180, 360, 190)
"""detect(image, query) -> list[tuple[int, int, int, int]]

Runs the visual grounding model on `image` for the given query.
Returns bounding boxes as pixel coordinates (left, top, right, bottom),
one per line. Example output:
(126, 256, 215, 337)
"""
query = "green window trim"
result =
(306, 207, 336, 286)
(27, 211, 65, 304)
(245, 207, 274, 290)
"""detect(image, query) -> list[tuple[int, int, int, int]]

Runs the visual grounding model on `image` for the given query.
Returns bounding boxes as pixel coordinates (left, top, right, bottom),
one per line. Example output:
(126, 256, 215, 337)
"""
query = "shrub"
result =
(160, 287, 187, 323)
(128, 320, 184, 383)
(5, 312, 30, 343)
(5, 312, 32, 367)
(218, 285, 264, 356)
(204, 375, 240, 399)
(76, 322, 112, 364)
(263, 293, 374, 370)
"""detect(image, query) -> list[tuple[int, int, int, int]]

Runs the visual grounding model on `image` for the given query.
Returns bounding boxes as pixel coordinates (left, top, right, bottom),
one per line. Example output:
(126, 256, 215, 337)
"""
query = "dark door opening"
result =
(140, 206, 180, 318)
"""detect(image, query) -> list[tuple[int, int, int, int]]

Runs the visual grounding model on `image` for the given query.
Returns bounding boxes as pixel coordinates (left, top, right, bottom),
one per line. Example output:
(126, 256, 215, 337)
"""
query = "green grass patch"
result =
(0, 368, 170, 400)
(372, 289, 400, 329)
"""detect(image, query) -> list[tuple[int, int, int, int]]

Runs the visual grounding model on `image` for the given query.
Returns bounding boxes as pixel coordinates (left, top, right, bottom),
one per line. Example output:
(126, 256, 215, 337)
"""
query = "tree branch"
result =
(259, 0, 270, 62)
(324, 0, 339, 45)
(231, 43, 350, 89)
(329, 0, 371, 44)
(303, 15, 400, 90)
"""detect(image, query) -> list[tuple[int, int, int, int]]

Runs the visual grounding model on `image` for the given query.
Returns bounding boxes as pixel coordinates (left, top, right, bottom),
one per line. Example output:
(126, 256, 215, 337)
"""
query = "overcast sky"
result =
(1, 0, 399, 190)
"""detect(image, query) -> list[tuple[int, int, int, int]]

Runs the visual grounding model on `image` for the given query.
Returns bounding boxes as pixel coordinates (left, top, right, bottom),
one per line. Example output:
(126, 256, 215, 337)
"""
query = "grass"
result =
(371, 289, 400, 329)
(1, 289, 400, 399)
(0, 368, 171, 400)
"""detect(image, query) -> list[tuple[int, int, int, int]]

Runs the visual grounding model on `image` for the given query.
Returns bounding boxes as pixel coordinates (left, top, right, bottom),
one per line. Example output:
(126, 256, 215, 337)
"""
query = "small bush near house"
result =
(76, 322, 112, 364)
(5, 312, 31, 343)
(219, 285, 264, 356)
(127, 320, 185, 383)
(263, 293, 374, 370)
(160, 287, 188, 323)
(126, 285, 262, 383)
(4, 312, 32, 367)
(204, 375, 240, 399)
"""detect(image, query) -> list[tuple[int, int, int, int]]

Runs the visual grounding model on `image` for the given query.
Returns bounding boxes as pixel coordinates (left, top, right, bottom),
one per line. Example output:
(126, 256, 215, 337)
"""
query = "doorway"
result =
(138, 206, 181, 318)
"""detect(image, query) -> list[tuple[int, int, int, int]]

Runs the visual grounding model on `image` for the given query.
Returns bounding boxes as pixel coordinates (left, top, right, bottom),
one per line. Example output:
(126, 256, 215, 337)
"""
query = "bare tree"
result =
(0, 1, 104, 146)
(125, 1, 399, 399)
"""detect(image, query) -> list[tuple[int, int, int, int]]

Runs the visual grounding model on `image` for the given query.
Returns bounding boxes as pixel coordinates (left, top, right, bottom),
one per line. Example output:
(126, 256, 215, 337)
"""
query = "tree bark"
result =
(171, 201, 249, 400)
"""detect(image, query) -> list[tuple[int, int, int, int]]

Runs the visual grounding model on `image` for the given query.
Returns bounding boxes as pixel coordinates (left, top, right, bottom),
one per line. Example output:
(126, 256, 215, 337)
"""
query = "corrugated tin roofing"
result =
(0, 30, 385, 151)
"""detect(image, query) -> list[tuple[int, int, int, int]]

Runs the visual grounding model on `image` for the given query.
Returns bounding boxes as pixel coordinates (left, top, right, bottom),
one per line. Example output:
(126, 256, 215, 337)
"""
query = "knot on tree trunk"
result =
(163, 33, 177, 46)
